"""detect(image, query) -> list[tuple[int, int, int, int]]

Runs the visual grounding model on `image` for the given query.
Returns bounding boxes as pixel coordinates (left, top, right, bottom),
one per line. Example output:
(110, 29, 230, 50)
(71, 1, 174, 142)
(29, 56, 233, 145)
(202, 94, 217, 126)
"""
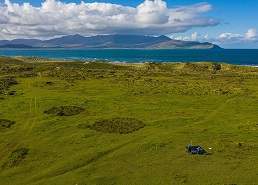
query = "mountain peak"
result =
(71, 34, 85, 37)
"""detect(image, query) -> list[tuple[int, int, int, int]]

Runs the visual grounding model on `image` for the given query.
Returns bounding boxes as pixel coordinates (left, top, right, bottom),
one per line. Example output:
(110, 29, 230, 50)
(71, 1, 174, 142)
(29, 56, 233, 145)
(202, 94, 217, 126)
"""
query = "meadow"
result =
(0, 56, 257, 184)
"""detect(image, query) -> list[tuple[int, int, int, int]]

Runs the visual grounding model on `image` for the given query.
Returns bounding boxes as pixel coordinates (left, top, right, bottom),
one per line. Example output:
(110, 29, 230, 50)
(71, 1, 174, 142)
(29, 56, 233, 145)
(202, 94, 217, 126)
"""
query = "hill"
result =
(0, 34, 222, 49)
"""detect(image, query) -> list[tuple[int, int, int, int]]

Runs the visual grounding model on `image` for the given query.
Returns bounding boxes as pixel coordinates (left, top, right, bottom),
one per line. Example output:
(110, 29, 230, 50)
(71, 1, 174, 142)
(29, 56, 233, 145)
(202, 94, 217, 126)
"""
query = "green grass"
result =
(0, 56, 258, 184)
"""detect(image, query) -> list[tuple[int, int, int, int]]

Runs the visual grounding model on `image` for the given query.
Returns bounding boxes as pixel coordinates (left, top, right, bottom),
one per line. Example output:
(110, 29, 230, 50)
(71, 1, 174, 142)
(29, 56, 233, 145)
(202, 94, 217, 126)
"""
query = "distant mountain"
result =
(0, 44, 34, 48)
(0, 34, 222, 49)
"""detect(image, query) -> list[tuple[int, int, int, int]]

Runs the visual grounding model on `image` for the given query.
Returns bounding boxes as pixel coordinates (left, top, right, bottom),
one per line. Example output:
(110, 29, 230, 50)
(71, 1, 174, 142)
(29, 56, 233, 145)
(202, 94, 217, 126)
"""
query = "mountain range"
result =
(0, 34, 222, 49)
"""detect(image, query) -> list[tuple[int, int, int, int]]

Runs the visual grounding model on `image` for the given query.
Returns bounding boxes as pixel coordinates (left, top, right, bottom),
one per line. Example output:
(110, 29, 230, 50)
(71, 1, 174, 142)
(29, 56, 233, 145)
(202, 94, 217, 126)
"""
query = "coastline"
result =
(1, 48, 258, 66)
(3, 55, 258, 71)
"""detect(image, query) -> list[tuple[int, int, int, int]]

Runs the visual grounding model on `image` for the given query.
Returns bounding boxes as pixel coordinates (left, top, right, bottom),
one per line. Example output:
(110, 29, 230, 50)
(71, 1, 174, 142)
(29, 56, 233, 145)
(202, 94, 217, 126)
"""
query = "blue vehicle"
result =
(186, 145, 207, 154)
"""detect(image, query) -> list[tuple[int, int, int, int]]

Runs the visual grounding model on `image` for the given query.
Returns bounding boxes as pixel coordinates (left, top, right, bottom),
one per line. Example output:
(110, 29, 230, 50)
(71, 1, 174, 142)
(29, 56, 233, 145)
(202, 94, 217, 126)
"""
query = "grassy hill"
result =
(0, 56, 258, 184)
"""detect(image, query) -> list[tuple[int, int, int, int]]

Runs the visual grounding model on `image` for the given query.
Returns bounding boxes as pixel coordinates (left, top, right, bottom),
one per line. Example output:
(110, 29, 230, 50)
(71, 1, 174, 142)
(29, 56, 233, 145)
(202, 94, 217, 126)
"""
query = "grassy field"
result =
(0, 56, 258, 184)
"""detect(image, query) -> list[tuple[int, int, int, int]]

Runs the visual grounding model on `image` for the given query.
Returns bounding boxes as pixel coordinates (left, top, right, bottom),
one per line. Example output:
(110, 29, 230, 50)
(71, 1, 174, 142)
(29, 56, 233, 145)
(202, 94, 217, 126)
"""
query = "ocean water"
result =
(0, 49, 258, 66)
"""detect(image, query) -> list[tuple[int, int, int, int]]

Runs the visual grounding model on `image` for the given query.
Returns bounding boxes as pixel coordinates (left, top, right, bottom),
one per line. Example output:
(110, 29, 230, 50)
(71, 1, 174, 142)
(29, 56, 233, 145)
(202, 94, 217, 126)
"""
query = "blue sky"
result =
(0, 0, 257, 48)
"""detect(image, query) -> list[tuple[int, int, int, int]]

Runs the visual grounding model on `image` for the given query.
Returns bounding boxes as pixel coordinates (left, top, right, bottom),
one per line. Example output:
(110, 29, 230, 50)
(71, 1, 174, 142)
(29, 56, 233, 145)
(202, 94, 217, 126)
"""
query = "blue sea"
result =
(0, 49, 258, 66)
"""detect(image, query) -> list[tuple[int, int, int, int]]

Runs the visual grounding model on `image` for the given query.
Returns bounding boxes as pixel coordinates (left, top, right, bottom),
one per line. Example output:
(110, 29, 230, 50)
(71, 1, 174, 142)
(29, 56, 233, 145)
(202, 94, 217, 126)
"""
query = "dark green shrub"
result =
(213, 63, 221, 71)
(5, 148, 29, 167)
(0, 119, 15, 129)
(0, 76, 18, 93)
(91, 117, 145, 134)
(45, 81, 54, 85)
(8, 90, 16, 95)
(44, 106, 84, 116)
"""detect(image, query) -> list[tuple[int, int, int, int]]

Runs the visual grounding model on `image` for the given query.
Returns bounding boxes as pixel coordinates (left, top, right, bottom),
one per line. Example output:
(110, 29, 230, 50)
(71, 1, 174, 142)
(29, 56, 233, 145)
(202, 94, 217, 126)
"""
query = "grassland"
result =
(0, 55, 258, 184)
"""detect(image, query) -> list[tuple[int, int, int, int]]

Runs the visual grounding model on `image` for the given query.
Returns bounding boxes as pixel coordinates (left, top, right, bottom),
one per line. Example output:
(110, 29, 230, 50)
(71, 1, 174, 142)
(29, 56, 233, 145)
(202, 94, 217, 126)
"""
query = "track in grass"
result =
(0, 97, 37, 164)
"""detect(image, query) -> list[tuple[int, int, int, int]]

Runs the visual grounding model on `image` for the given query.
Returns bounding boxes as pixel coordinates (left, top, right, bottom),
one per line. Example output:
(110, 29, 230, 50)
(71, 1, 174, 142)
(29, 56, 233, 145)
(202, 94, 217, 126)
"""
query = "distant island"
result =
(0, 34, 222, 49)
(0, 44, 34, 49)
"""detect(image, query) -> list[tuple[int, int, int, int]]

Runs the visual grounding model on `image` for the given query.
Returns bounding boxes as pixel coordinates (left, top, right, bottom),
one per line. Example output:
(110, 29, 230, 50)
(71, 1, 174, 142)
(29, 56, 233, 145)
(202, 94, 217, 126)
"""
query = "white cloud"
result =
(217, 33, 244, 40)
(191, 32, 198, 41)
(216, 28, 257, 42)
(246, 28, 257, 40)
(212, 29, 258, 48)
(174, 32, 199, 41)
(172, 28, 258, 48)
(137, 0, 168, 24)
(203, 34, 209, 40)
(0, 0, 220, 39)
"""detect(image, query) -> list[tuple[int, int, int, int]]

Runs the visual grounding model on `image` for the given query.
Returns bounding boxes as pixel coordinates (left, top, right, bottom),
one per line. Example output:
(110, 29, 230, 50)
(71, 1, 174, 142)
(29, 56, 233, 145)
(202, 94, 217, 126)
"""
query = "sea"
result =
(0, 49, 258, 66)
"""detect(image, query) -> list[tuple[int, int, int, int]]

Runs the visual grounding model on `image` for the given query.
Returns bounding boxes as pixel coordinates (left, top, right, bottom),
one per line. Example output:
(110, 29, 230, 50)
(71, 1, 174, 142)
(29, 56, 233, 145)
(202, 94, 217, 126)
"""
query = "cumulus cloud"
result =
(211, 29, 258, 48)
(0, 0, 220, 39)
(203, 34, 209, 40)
(191, 32, 198, 41)
(216, 28, 257, 42)
(217, 33, 244, 41)
(246, 28, 257, 40)
(137, 0, 168, 24)
(172, 28, 257, 48)
(174, 31, 199, 41)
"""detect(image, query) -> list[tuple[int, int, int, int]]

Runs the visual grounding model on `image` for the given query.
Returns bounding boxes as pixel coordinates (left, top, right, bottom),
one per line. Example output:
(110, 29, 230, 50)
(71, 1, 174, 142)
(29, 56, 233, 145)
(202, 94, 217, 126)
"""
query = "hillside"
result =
(0, 57, 257, 184)
(0, 34, 222, 49)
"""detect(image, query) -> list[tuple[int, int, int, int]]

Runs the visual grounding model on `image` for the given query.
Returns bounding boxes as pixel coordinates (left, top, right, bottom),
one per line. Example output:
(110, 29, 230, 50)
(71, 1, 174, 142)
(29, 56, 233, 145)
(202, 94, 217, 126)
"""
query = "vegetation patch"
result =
(14, 56, 75, 63)
(0, 119, 15, 129)
(44, 106, 84, 116)
(4, 148, 29, 167)
(0, 76, 18, 94)
(91, 117, 145, 134)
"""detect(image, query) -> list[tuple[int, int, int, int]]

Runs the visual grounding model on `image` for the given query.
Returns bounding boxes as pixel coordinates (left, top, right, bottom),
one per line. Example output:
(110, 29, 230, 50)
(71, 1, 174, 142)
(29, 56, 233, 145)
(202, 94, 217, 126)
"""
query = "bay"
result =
(0, 49, 258, 66)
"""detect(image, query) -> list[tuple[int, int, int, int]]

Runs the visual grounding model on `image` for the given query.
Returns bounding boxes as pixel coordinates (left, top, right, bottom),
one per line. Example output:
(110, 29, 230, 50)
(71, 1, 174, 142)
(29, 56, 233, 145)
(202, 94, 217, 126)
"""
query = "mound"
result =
(44, 106, 84, 116)
(0, 119, 15, 129)
(91, 117, 145, 134)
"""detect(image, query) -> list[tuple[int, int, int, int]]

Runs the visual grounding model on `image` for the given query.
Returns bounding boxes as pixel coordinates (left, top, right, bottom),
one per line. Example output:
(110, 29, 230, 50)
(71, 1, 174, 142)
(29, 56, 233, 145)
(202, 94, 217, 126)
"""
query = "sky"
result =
(0, 0, 257, 48)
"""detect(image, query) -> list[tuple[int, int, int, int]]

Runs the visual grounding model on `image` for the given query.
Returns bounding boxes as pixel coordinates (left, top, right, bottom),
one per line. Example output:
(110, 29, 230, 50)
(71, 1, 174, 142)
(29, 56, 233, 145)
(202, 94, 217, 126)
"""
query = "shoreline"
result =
(5, 55, 258, 68)
(1, 48, 258, 66)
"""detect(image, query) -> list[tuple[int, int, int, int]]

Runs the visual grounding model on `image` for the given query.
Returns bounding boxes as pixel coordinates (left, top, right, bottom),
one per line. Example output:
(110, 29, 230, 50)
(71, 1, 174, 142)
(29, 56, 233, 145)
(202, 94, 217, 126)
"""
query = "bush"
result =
(0, 76, 18, 93)
(0, 119, 15, 129)
(5, 148, 29, 167)
(213, 63, 221, 71)
(91, 117, 145, 134)
(44, 106, 84, 116)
